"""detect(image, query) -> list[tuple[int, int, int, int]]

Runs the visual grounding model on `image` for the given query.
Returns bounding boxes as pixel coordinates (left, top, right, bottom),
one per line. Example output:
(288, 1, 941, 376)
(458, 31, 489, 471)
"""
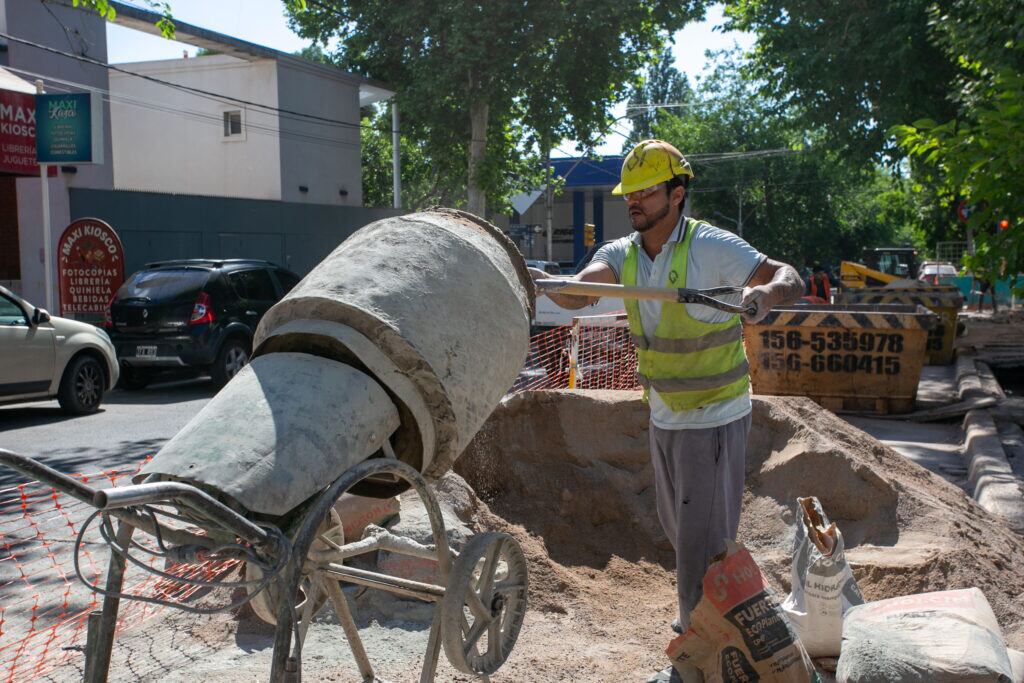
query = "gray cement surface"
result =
(844, 364, 969, 490)
(843, 415, 968, 490)
(915, 364, 958, 409)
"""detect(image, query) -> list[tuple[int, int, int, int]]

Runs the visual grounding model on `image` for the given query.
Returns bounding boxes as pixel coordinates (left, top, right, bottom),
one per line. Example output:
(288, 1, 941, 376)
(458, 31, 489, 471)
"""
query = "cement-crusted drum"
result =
(138, 209, 534, 514)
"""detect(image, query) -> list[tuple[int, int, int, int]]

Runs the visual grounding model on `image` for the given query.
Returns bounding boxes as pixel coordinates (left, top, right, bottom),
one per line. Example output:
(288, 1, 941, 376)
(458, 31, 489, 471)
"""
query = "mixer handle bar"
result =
(0, 448, 100, 504)
(94, 481, 272, 547)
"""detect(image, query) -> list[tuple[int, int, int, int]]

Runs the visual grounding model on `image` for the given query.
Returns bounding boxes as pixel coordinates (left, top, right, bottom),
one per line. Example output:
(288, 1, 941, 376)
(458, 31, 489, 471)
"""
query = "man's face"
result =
(626, 186, 672, 233)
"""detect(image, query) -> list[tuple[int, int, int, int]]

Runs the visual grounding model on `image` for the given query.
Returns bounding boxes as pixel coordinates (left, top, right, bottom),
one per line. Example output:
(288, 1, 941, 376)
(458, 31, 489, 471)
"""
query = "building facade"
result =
(0, 0, 394, 307)
(109, 53, 390, 207)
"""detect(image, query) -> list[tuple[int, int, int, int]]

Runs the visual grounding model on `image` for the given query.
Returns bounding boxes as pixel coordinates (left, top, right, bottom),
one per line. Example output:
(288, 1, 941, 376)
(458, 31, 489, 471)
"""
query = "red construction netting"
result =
(0, 460, 238, 683)
(516, 313, 641, 392)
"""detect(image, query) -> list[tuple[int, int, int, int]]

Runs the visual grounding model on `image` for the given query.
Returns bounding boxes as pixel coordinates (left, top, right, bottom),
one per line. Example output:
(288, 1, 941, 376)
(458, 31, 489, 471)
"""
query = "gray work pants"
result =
(650, 413, 751, 630)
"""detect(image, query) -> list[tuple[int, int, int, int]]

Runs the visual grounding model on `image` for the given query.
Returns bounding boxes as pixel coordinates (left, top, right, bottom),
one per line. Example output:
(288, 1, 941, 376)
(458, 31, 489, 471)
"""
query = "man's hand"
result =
(741, 285, 772, 324)
(741, 259, 805, 324)
(533, 261, 618, 310)
(527, 267, 549, 296)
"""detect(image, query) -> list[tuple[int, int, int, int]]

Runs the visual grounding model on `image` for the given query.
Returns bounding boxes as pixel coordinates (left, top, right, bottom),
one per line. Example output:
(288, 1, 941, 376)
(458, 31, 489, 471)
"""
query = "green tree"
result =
(722, 0, 959, 165)
(652, 52, 918, 269)
(892, 0, 1024, 285)
(286, 1, 703, 217)
(622, 46, 693, 150)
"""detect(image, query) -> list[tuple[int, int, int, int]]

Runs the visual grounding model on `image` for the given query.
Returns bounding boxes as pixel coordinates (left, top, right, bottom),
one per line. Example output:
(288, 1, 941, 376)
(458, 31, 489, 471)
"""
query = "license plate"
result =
(135, 345, 157, 358)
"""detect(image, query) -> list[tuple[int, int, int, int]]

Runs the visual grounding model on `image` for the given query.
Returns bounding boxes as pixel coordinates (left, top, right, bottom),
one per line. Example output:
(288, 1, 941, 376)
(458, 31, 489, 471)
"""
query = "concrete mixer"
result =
(0, 209, 534, 683)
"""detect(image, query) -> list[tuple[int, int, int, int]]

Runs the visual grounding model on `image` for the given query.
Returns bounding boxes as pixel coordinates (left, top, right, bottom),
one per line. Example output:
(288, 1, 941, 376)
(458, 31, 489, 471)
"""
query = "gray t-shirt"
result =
(591, 216, 765, 429)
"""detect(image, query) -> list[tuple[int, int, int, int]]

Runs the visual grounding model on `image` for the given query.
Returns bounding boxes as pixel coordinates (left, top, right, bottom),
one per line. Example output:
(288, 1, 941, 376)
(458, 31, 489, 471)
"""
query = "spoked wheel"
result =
(245, 507, 345, 627)
(441, 532, 528, 676)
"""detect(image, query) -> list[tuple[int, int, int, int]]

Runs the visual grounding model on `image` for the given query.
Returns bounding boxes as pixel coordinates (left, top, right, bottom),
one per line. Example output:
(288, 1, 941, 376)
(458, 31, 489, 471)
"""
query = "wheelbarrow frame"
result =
(0, 449, 527, 683)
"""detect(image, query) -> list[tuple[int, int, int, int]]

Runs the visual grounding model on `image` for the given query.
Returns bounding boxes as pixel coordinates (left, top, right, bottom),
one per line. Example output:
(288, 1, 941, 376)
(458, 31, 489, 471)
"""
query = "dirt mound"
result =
(456, 389, 1024, 663)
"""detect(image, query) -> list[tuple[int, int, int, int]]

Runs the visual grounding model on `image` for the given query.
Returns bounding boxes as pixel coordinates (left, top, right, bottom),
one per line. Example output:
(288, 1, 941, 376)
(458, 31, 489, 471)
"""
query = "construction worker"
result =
(809, 263, 831, 301)
(528, 139, 804, 683)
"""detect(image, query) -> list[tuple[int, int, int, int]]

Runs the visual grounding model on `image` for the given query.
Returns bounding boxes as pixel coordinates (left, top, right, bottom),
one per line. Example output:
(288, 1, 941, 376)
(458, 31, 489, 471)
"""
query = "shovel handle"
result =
(534, 279, 757, 316)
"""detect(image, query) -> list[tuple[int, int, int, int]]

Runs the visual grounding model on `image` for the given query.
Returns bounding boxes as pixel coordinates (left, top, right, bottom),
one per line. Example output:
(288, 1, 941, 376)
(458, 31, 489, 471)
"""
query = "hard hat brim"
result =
(613, 169, 679, 196)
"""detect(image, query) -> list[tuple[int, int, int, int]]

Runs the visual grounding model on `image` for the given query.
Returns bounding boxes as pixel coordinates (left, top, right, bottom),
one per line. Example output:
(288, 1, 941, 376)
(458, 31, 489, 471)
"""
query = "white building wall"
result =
(109, 55, 282, 200)
(276, 59, 362, 206)
(2, 1, 113, 306)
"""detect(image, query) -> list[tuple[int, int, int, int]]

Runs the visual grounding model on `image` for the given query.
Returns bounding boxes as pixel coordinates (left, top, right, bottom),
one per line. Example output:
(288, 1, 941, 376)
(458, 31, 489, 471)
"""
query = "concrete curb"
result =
(956, 350, 985, 401)
(963, 409, 1024, 532)
(956, 353, 1024, 532)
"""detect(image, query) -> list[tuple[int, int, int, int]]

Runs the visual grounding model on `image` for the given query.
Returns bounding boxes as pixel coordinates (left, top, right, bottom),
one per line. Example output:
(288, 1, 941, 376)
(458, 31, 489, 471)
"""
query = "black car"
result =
(107, 259, 300, 389)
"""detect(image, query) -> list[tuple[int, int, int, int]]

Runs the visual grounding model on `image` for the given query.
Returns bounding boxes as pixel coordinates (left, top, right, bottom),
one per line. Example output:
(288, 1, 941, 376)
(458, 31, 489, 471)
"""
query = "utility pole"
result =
(391, 101, 401, 210)
(36, 79, 54, 313)
(543, 147, 553, 261)
(736, 185, 743, 238)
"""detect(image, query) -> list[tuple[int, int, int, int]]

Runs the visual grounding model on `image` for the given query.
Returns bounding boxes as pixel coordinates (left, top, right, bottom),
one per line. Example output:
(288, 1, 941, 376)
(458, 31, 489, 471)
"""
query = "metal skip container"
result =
(138, 209, 534, 516)
(744, 303, 938, 414)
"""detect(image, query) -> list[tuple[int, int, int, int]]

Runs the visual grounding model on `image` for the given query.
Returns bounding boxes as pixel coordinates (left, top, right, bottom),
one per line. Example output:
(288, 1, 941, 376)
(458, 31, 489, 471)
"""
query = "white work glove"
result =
(527, 267, 549, 296)
(741, 285, 772, 324)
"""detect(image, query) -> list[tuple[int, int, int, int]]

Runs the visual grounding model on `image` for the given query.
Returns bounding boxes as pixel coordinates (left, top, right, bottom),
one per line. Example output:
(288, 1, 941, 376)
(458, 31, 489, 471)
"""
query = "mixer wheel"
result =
(440, 532, 528, 675)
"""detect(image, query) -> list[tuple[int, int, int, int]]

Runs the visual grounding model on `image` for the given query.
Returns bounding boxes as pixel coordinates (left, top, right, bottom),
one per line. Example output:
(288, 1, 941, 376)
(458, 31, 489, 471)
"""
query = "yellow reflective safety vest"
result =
(622, 218, 750, 411)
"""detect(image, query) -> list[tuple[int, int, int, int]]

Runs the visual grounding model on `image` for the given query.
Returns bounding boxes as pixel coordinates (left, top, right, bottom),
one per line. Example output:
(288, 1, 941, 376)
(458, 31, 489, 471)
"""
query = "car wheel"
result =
(210, 337, 250, 387)
(58, 356, 106, 415)
(117, 365, 152, 391)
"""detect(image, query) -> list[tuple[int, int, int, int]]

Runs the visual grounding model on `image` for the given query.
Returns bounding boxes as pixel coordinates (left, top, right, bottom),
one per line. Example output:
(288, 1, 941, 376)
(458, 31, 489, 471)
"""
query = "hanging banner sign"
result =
(0, 87, 48, 176)
(35, 92, 105, 164)
(57, 218, 124, 319)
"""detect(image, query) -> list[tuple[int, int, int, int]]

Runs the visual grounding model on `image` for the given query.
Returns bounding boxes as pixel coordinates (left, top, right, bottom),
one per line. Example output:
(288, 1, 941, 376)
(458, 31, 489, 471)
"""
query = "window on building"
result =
(223, 110, 243, 137)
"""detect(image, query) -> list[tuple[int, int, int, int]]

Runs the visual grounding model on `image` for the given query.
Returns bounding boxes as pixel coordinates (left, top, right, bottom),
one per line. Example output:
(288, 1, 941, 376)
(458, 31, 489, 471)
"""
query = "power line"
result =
(0, 30, 399, 135)
(4, 65, 359, 150)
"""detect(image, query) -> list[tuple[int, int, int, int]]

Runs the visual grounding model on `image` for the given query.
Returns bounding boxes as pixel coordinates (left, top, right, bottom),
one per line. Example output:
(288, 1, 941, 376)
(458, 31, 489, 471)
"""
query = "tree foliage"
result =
(652, 52, 921, 270)
(893, 0, 1024, 287)
(621, 47, 693, 150)
(286, 1, 703, 216)
(723, 0, 959, 165)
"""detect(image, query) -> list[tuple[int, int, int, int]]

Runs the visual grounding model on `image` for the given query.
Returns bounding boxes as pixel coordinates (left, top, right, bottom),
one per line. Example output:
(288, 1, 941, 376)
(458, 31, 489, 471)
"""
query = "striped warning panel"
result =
(759, 305, 937, 329)
(841, 294, 962, 307)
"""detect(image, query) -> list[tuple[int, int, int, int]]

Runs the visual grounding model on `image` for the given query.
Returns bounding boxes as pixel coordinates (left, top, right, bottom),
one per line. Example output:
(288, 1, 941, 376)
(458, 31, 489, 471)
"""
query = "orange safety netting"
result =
(0, 461, 237, 682)
(517, 314, 641, 391)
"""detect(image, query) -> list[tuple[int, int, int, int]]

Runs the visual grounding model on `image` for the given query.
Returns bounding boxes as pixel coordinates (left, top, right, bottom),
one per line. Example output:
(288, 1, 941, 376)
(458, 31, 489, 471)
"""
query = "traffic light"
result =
(583, 223, 595, 247)
(999, 219, 1010, 230)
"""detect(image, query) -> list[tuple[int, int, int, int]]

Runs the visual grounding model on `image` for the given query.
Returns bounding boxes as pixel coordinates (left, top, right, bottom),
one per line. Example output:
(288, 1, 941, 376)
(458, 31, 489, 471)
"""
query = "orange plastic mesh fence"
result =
(517, 314, 641, 392)
(0, 460, 237, 682)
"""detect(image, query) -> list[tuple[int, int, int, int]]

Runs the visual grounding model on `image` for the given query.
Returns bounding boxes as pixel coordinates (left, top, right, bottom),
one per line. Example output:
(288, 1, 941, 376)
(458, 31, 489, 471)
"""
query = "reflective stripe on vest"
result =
(623, 217, 750, 411)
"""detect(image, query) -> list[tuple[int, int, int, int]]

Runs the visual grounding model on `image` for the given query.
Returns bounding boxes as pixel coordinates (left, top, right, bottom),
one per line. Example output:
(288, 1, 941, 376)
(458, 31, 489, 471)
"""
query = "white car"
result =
(0, 286, 119, 414)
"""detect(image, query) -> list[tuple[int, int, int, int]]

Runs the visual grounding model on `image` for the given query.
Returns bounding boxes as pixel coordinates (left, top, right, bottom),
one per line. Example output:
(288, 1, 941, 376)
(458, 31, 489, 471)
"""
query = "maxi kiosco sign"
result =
(32, 90, 105, 313)
(57, 218, 124, 321)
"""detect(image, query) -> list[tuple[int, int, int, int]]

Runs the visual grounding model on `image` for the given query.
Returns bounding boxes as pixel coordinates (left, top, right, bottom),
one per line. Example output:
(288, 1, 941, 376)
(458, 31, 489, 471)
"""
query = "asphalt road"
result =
(0, 377, 215, 489)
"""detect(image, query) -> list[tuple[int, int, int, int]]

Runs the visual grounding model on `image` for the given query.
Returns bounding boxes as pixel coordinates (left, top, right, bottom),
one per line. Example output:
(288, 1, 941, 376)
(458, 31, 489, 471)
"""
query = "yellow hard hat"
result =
(612, 139, 694, 195)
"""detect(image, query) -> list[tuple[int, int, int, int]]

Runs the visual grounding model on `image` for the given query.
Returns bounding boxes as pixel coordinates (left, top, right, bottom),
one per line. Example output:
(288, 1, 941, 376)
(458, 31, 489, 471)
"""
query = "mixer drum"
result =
(254, 209, 534, 478)
(138, 210, 533, 515)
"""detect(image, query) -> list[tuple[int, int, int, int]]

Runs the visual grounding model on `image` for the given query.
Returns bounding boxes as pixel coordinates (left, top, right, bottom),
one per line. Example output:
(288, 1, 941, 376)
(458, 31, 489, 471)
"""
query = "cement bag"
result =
(667, 541, 816, 682)
(836, 588, 1014, 683)
(781, 496, 864, 657)
(334, 494, 400, 540)
(1009, 649, 1024, 683)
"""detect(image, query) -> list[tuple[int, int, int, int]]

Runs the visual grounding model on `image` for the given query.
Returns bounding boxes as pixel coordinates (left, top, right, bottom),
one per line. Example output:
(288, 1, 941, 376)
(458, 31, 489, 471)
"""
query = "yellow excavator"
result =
(840, 247, 920, 288)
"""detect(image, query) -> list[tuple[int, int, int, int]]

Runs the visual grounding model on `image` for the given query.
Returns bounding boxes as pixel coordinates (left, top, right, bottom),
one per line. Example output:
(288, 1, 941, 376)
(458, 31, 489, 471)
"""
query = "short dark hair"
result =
(665, 175, 689, 213)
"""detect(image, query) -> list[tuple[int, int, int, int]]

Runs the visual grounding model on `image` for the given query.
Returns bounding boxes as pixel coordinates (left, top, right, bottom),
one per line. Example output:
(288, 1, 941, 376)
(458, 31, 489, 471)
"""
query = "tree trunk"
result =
(467, 98, 488, 217)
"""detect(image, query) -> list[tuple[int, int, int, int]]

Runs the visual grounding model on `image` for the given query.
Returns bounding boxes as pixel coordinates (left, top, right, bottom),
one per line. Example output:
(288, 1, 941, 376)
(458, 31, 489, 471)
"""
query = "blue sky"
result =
(107, 1, 754, 156)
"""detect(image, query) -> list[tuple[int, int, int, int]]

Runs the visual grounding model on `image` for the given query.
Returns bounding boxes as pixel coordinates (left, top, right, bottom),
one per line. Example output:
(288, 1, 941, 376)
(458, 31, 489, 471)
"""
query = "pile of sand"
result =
(450, 389, 1024, 681)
